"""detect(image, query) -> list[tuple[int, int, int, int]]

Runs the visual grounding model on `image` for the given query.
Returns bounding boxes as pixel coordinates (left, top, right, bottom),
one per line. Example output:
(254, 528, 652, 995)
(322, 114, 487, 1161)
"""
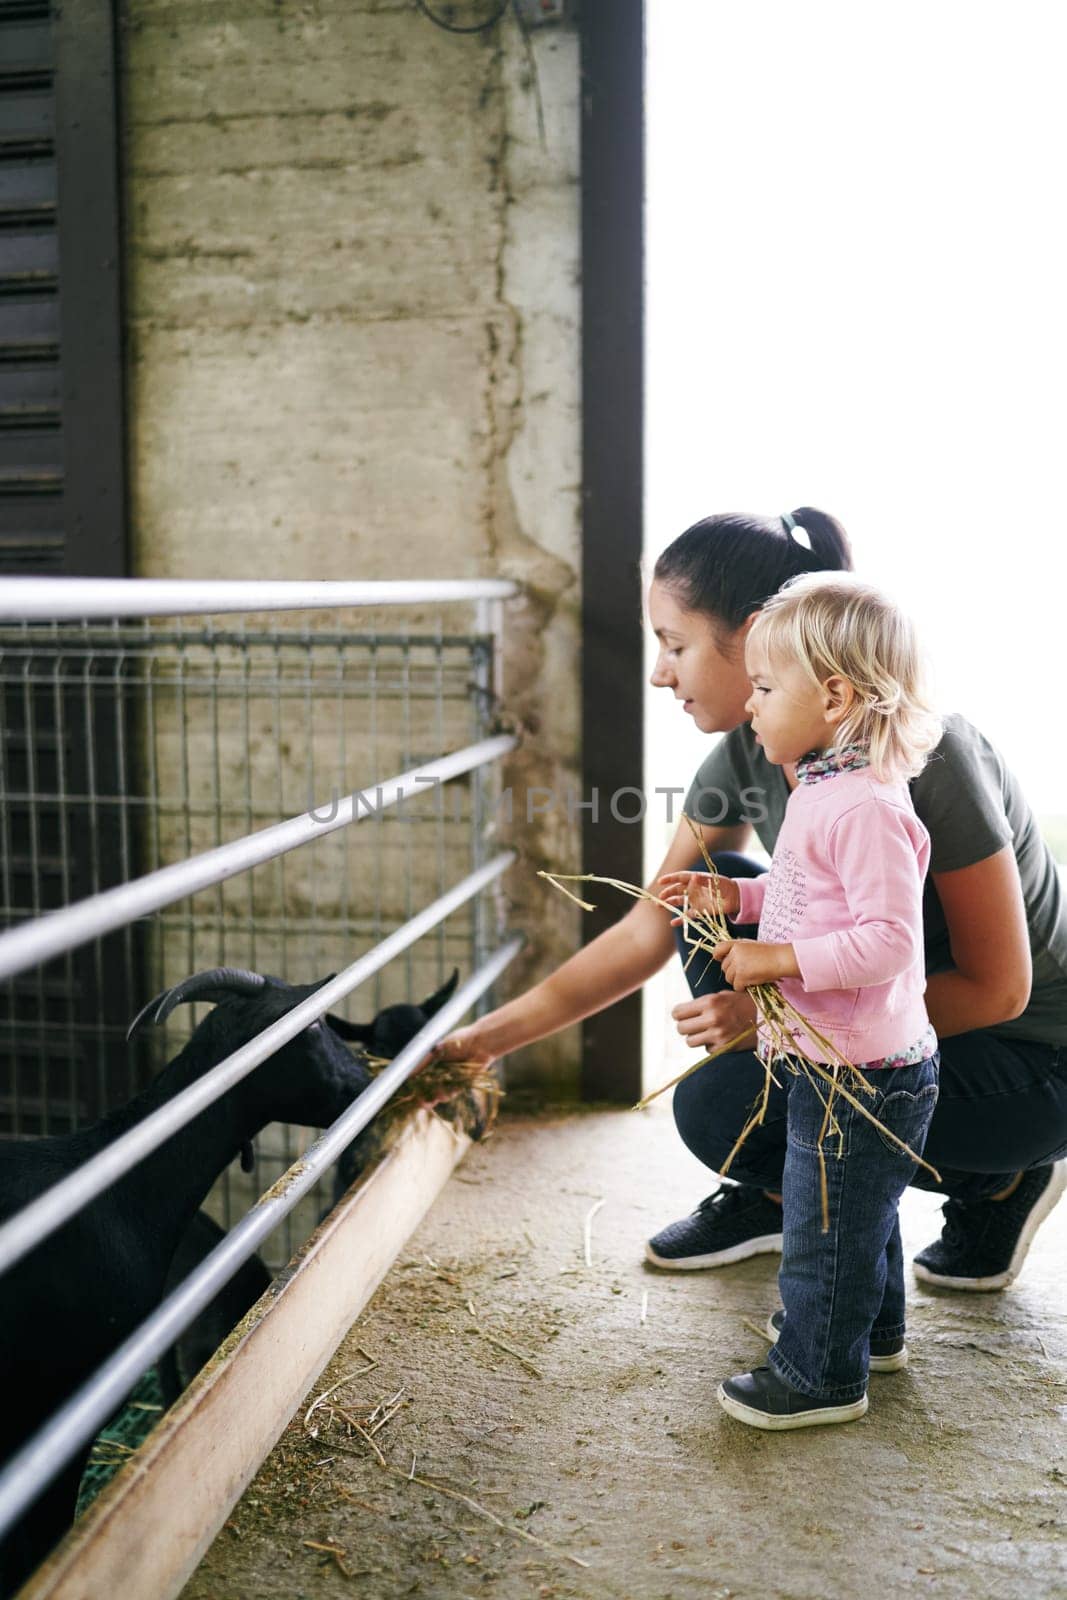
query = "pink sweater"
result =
(734, 769, 933, 1065)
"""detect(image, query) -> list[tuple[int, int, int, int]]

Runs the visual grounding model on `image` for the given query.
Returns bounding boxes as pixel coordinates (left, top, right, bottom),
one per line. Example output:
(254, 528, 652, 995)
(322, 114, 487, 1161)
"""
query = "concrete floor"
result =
(182, 1103, 1067, 1600)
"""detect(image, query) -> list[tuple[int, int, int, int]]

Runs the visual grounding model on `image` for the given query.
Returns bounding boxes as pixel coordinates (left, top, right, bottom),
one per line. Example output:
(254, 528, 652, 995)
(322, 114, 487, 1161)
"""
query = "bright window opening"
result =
(643, 0, 1066, 1089)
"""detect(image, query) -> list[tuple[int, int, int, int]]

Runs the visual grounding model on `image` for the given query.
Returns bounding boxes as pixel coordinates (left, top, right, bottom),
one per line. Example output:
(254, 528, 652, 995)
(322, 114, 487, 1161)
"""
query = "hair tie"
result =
(782, 513, 812, 550)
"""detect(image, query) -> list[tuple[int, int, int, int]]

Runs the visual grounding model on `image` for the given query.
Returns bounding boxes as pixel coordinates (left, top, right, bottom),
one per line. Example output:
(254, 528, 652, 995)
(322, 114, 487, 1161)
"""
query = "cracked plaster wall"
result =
(123, 0, 583, 1095)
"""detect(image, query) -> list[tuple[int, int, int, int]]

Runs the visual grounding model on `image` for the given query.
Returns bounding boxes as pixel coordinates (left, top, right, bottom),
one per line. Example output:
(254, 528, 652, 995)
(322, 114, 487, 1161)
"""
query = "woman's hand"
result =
(713, 939, 799, 991)
(424, 1027, 498, 1073)
(658, 870, 742, 925)
(671, 989, 758, 1051)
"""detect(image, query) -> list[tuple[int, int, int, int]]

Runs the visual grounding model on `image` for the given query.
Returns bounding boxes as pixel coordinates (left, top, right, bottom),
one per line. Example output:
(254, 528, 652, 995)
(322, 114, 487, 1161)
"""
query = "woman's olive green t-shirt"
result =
(683, 713, 1067, 1046)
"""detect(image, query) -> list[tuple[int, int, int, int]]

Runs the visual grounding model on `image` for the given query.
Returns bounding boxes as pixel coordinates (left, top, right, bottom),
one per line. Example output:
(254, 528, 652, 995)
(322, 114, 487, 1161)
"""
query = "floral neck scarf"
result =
(795, 743, 872, 786)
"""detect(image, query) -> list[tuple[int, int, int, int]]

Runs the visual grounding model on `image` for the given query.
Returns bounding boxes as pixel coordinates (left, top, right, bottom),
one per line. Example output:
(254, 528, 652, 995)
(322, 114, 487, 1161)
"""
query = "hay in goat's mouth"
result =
(362, 1052, 502, 1142)
(539, 815, 939, 1229)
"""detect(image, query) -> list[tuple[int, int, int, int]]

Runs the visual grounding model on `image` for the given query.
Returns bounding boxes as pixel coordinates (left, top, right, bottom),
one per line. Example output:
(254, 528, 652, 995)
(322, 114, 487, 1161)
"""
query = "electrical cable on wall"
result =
(413, 0, 509, 33)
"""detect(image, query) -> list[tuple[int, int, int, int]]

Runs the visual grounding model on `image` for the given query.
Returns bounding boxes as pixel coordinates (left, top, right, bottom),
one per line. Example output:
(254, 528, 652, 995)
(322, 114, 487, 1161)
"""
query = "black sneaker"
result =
(645, 1183, 783, 1270)
(913, 1160, 1067, 1291)
(765, 1309, 908, 1373)
(718, 1366, 868, 1431)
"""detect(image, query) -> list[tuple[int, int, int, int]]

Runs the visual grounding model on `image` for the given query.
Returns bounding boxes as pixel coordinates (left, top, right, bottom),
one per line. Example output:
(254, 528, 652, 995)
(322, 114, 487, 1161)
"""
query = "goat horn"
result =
(126, 968, 268, 1041)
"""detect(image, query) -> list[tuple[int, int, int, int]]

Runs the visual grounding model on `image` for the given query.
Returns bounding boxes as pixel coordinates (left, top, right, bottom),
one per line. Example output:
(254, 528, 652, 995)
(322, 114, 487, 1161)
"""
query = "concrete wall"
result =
(122, 0, 584, 1095)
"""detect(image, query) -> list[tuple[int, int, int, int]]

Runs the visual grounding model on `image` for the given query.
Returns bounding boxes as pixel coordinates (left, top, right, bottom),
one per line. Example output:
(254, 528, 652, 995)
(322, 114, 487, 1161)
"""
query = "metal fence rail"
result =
(0, 577, 517, 620)
(0, 621, 504, 1125)
(0, 603, 516, 1258)
(0, 577, 522, 1583)
(0, 732, 515, 984)
(0, 851, 516, 1280)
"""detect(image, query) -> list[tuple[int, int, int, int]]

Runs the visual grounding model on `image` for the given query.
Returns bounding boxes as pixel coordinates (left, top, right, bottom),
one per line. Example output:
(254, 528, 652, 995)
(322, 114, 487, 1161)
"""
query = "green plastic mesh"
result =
(75, 1369, 165, 1516)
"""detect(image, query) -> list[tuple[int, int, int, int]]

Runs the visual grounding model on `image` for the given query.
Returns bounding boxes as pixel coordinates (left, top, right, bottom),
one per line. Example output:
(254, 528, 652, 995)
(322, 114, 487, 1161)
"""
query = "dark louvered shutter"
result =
(1, 2, 134, 1130)
(0, 0, 127, 574)
(1, 3, 62, 569)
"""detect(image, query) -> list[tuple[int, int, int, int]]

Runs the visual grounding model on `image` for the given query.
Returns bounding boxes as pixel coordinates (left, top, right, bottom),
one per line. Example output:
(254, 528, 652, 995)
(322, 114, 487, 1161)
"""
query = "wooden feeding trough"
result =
(20, 1109, 469, 1600)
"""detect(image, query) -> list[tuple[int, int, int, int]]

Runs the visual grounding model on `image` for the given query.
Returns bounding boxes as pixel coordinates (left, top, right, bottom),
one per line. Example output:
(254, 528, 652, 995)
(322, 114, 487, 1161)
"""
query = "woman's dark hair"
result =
(652, 507, 853, 637)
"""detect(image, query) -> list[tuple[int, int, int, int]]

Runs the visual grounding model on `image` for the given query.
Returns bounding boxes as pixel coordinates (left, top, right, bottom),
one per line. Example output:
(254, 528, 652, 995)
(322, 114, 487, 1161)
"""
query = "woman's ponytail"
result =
(784, 507, 852, 572)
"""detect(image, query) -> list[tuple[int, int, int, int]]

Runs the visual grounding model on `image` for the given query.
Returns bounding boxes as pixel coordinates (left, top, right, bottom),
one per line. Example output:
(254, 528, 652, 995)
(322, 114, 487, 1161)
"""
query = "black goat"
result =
(156, 969, 463, 1408)
(156, 1210, 272, 1408)
(0, 966, 457, 1595)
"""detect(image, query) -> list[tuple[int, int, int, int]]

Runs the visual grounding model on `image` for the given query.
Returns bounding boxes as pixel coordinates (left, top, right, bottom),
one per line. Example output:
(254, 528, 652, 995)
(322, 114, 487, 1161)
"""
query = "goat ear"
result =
(239, 1141, 255, 1173)
(420, 968, 460, 1018)
(324, 1013, 375, 1043)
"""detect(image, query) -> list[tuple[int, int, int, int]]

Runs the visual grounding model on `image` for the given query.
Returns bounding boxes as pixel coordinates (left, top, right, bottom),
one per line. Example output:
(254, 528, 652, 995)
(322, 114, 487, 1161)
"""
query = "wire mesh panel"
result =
(0, 630, 140, 1130)
(0, 617, 500, 1267)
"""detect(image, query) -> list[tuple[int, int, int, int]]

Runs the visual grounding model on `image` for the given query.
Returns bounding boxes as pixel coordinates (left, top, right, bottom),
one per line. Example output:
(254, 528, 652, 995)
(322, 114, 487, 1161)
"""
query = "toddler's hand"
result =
(658, 870, 741, 925)
(712, 939, 799, 991)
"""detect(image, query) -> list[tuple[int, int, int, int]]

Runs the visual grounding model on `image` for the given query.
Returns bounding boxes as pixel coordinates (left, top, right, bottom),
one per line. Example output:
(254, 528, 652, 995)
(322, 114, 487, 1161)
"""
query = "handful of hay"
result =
(362, 1050, 502, 1147)
(539, 816, 939, 1229)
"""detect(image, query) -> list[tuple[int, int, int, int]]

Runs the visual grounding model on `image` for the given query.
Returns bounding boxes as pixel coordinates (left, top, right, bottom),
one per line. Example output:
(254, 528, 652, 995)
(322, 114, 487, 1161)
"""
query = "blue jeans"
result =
(671, 853, 1067, 1203)
(769, 1055, 939, 1400)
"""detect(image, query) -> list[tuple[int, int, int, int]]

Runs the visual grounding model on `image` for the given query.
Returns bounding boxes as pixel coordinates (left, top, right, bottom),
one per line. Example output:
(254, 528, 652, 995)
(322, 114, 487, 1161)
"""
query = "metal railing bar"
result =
(336, 641, 351, 1004)
(176, 633, 195, 1032)
(369, 639, 383, 1013)
(19, 657, 47, 1132)
(303, 629, 319, 987)
(270, 635, 290, 1040)
(50, 657, 79, 1131)
(241, 645, 257, 977)
(81, 650, 108, 1115)
(210, 644, 226, 969)
(401, 641, 413, 998)
(433, 626, 447, 983)
(0, 734, 517, 983)
(112, 649, 137, 1103)
(0, 630, 488, 652)
(0, 665, 477, 687)
(0, 934, 522, 1544)
(0, 578, 519, 621)
(0, 797, 475, 819)
(0, 852, 515, 1279)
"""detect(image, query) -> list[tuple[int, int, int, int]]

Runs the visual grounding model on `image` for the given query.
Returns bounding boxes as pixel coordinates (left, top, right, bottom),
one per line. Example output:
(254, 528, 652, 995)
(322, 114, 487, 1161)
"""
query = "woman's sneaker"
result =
(912, 1160, 1067, 1291)
(645, 1183, 783, 1269)
(765, 1309, 908, 1373)
(718, 1366, 868, 1431)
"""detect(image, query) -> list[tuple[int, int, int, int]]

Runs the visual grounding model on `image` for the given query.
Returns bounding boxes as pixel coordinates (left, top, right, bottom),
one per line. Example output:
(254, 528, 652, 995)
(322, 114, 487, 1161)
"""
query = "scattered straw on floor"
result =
(583, 1198, 606, 1267)
(300, 1372, 588, 1570)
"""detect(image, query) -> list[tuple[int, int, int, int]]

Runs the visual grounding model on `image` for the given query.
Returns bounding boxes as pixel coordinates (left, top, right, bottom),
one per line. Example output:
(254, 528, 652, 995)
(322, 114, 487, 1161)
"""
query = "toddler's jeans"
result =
(769, 1054, 939, 1402)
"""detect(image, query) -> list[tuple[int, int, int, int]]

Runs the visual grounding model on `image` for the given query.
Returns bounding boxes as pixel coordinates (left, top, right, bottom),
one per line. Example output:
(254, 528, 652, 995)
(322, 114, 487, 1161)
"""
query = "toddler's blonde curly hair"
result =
(749, 572, 942, 783)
